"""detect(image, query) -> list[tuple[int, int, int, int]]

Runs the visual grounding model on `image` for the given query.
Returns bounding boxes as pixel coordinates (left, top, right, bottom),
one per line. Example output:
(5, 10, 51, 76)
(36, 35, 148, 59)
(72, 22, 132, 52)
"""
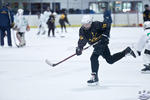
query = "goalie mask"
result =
(143, 21, 150, 30)
(81, 15, 93, 30)
(17, 9, 24, 16)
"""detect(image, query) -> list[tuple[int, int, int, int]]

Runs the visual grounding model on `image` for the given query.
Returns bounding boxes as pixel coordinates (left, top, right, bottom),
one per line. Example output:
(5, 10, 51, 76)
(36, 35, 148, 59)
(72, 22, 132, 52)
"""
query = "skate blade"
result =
(141, 71, 150, 74)
(87, 82, 99, 86)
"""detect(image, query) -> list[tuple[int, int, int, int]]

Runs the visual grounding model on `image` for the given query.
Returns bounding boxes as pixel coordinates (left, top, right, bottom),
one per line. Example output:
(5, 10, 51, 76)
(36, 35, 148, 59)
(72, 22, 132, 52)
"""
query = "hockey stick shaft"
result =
(12, 30, 18, 46)
(48, 42, 98, 67)
(52, 53, 76, 66)
(52, 45, 91, 66)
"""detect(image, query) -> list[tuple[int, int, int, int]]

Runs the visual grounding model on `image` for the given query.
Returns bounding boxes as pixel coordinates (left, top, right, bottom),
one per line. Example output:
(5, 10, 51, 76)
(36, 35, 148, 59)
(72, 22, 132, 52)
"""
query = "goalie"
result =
(14, 9, 30, 47)
(134, 21, 150, 72)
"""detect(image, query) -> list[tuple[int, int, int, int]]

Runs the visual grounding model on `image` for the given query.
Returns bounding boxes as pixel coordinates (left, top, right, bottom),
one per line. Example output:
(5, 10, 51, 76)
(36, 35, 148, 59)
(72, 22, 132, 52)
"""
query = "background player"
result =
(14, 9, 29, 47)
(0, 3, 14, 47)
(133, 21, 150, 73)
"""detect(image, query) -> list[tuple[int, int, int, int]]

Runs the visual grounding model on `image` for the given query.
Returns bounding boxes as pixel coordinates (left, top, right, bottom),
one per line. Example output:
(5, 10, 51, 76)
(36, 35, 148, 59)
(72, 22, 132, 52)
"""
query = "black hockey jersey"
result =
(77, 21, 110, 49)
(143, 10, 150, 22)
(47, 15, 55, 28)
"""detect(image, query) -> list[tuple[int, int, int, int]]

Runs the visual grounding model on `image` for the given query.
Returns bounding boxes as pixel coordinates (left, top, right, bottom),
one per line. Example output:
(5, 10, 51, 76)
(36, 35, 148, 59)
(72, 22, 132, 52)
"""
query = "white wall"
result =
(25, 13, 143, 27)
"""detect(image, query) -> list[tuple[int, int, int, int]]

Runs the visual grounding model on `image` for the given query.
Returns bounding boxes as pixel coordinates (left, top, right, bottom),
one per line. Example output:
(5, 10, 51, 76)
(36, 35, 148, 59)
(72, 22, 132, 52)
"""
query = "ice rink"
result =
(0, 27, 150, 100)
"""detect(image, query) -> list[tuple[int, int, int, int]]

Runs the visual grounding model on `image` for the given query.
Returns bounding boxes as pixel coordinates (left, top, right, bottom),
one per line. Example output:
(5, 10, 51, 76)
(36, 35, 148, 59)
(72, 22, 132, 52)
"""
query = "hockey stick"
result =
(8, 9, 20, 48)
(45, 41, 99, 67)
(12, 29, 20, 48)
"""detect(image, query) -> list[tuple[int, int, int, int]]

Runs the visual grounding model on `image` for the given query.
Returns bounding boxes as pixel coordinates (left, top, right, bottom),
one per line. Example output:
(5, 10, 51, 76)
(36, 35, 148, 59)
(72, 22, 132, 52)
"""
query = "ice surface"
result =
(0, 27, 150, 100)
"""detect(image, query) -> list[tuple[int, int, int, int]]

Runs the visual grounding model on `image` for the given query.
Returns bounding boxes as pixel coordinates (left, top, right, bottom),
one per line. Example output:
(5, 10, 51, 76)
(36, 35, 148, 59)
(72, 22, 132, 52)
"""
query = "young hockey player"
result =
(102, 6, 112, 37)
(43, 7, 52, 35)
(76, 15, 136, 85)
(44, 7, 51, 23)
(59, 13, 67, 33)
(47, 13, 55, 37)
(63, 11, 71, 26)
(53, 12, 59, 33)
(143, 4, 150, 22)
(37, 12, 46, 35)
(14, 9, 29, 47)
(134, 21, 150, 73)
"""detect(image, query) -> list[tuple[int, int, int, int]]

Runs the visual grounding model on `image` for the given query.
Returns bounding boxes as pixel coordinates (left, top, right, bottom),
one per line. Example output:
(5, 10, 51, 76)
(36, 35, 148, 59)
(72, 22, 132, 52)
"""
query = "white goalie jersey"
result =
(136, 29, 150, 52)
(37, 14, 46, 27)
(14, 14, 28, 33)
(43, 11, 51, 23)
(136, 25, 150, 64)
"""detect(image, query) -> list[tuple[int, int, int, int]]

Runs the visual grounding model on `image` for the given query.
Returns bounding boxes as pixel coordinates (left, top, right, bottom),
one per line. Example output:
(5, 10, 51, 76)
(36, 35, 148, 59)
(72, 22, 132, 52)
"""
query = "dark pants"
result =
(59, 20, 66, 32)
(48, 27, 55, 37)
(108, 23, 111, 37)
(90, 45, 126, 74)
(60, 23, 66, 31)
(0, 26, 12, 46)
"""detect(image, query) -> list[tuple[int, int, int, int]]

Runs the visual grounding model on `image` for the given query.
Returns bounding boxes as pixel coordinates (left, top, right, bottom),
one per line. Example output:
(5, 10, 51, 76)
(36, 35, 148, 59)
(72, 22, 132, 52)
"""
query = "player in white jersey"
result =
(14, 9, 29, 47)
(53, 12, 59, 33)
(43, 7, 51, 22)
(37, 12, 46, 35)
(43, 7, 52, 34)
(135, 21, 150, 72)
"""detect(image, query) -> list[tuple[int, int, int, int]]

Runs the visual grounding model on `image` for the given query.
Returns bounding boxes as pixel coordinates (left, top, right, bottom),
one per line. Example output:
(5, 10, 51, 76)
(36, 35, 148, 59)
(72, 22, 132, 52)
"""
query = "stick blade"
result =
(45, 59, 55, 67)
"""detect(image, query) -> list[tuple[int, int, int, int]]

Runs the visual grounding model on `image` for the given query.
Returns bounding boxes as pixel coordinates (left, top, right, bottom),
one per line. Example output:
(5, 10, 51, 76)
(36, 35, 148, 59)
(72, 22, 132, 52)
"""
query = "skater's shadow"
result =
(71, 84, 140, 92)
(71, 85, 108, 92)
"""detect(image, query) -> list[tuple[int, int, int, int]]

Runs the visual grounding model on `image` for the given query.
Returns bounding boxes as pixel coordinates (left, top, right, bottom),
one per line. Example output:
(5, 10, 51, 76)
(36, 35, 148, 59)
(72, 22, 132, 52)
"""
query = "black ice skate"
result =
(87, 72, 99, 86)
(125, 47, 136, 58)
(141, 64, 150, 74)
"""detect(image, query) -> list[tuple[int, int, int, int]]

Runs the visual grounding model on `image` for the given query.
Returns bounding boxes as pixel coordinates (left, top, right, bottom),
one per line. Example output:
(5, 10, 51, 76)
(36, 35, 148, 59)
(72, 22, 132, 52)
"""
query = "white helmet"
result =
(44, 11, 51, 16)
(81, 15, 93, 25)
(53, 12, 57, 16)
(17, 9, 24, 15)
(143, 21, 150, 30)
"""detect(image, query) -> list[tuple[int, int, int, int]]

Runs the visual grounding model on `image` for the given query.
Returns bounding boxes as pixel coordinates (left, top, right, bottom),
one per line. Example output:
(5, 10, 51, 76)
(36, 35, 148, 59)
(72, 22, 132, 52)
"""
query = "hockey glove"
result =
(26, 25, 30, 31)
(76, 47, 82, 56)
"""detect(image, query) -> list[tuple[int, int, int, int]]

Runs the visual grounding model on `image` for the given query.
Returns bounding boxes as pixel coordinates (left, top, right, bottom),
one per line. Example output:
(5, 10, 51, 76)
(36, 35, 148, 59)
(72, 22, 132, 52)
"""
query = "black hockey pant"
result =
(90, 45, 126, 74)
(48, 28, 55, 37)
